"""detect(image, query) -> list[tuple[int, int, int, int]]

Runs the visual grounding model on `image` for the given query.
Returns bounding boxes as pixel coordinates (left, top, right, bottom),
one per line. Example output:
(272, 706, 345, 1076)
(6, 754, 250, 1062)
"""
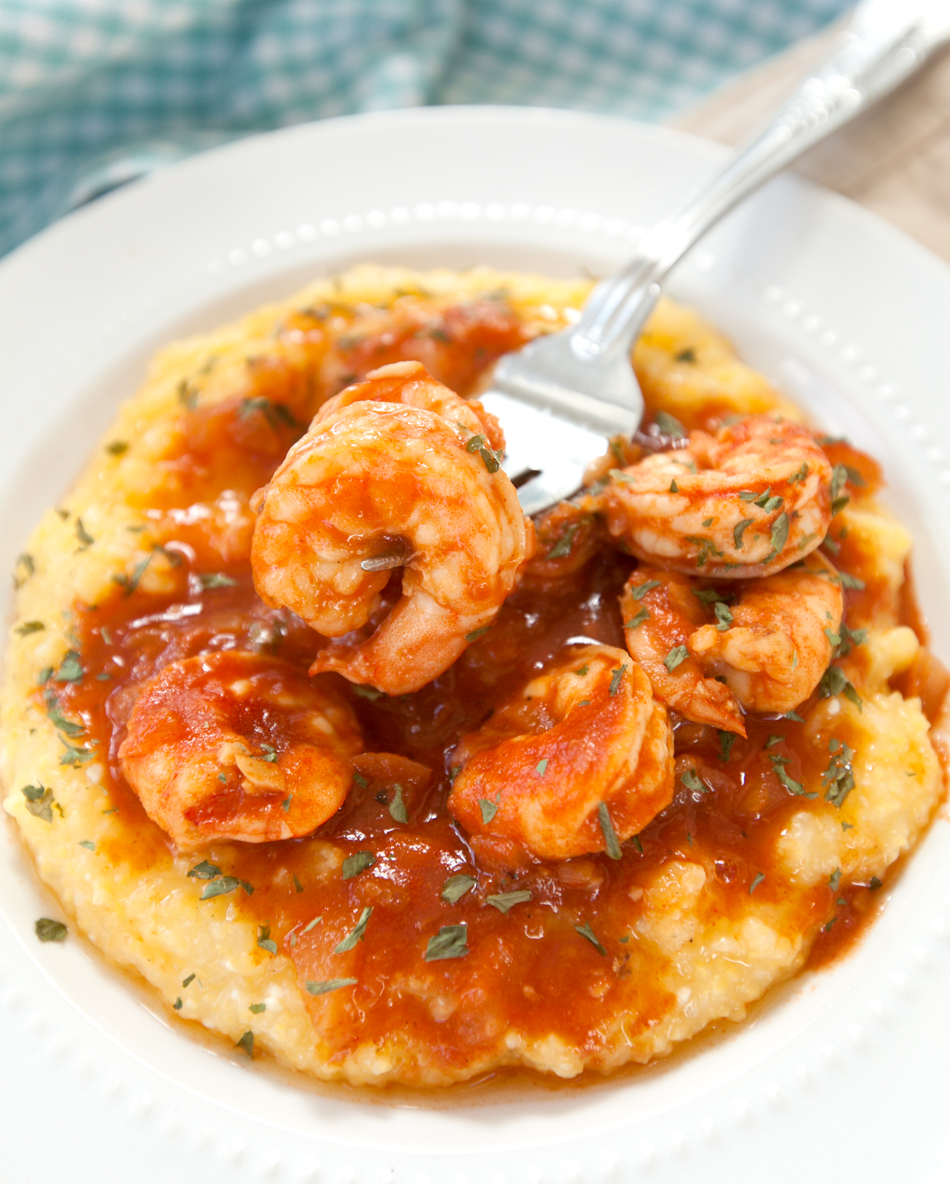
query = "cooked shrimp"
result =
(605, 414, 832, 577)
(119, 651, 363, 851)
(250, 361, 532, 695)
(448, 644, 673, 862)
(622, 554, 844, 733)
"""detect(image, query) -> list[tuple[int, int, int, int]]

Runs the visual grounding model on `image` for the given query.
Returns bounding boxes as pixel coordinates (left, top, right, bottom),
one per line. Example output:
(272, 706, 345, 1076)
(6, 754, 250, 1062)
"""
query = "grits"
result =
(0, 266, 945, 1087)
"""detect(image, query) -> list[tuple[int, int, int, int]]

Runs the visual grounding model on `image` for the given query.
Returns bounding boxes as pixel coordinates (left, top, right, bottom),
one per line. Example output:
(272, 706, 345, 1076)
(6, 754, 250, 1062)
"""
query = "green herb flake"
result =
(486, 889, 533, 914)
(341, 851, 375, 880)
(334, 906, 373, 953)
(702, 517, 714, 528)
(608, 664, 628, 695)
(199, 572, 238, 589)
(384, 782, 407, 824)
(598, 801, 622, 860)
(548, 523, 579, 559)
(35, 918, 66, 942)
(13, 553, 35, 588)
(822, 738, 856, 808)
(664, 645, 688, 673)
(789, 463, 808, 483)
(442, 873, 476, 904)
(75, 518, 94, 549)
(829, 868, 842, 892)
(173, 997, 183, 1010)
(749, 872, 765, 895)
(670, 478, 679, 493)
(574, 921, 607, 956)
(43, 691, 84, 738)
(785, 710, 805, 722)
(465, 625, 492, 643)
(59, 739, 96, 767)
(352, 685, 384, 701)
(632, 834, 644, 854)
(479, 796, 499, 824)
(256, 924, 278, 955)
(766, 734, 784, 748)
(53, 650, 84, 683)
(714, 601, 733, 631)
(239, 396, 299, 430)
(249, 1002, 266, 1014)
(113, 554, 152, 596)
(78, 840, 95, 851)
(680, 768, 704, 793)
(200, 876, 246, 900)
(654, 410, 685, 439)
(869, 876, 882, 891)
(632, 580, 662, 601)
(770, 755, 815, 798)
(733, 518, 754, 549)
(465, 433, 486, 453)
(574, 663, 590, 676)
(675, 348, 696, 364)
(817, 666, 862, 711)
(306, 978, 358, 996)
(624, 606, 650, 630)
(236, 1031, 254, 1058)
(302, 916, 323, 934)
(182, 974, 196, 988)
(718, 730, 737, 762)
(425, 924, 469, 961)
(187, 860, 222, 880)
(16, 620, 45, 636)
(106, 440, 128, 455)
(535, 759, 548, 777)
(838, 571, 865, 590)
(768, 512, 790, 558)
(22, 784, 53, 822)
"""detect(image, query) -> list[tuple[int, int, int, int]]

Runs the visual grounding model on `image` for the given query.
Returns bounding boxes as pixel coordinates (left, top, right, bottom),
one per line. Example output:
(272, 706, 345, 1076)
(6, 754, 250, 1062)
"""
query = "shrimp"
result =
(448, 644, 673, 862)
(119, 651, 363, 851)
(250, 361, 532, 695)
(605, 414, 832, 577)
(621, 553, 844, 733)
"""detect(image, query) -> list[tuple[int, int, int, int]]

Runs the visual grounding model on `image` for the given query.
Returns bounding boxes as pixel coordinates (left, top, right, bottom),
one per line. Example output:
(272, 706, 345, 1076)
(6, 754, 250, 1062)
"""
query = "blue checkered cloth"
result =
(0, 0, 850, 257)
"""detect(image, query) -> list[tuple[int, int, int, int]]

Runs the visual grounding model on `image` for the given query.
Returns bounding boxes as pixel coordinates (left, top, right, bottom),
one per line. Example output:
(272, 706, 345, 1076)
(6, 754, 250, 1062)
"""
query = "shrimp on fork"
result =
(605, 414, 832, 578)
(621, 552, 844, 734)
(250, 362, 532, 695)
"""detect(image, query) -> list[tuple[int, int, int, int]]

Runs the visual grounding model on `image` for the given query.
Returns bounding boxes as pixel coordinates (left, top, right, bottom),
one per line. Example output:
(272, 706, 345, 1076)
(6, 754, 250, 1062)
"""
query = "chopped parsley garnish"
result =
(259, 743, 278, 763)
(15, 620, 45, 635)
(188, 860, 222, 880)
(837, 571, 865, 590)
(675, 348, 696, 363)
(425, 924, 469, 961)
(749, 873, 765, 895)
(714, 601, 733, 631)
(44, 691, 84, 737)
(174, 997, 183, 1010)
(341, 851, 375, 880)
(486, 889, 533, 914)
(442, 873, 476, 904)
(869, 876, 882, 891)
(654, 411, 685, 439)
(389, 784, 408, 823)
(817, 665, 862, 710)
(75, 518, 94, 549)
(235, 1031, 254, 1058)
(785, 709, 805, 722)
(293, 873, 304, 893)
(631, 834, 643, 854)
(766, 734, 784, 748)
(256, 925, 278, 955)
(479, 796, 499, 824)
(822, 738, 855, 808)
(352, 685, 384, 701)
(770, 753, 815, 797)
(664, 645, 688, 672)
(829, 868, 842, 892)
(35, 918, 66, 942)
(106, 440, 128, 455)
(199, 572, 238, 589)
(632, 580, 661, 600)
(305, 978, 358, 995)
(113, 554, 151, 595)
(830, 464, 851, 514)
(608, 664, 627, 695)
(13, 553, 35, 588)
(239, 396, 299, 430)
(789, 462, 808, 483)
(302, 916, 323, 934)
(53, 650, 83, 683)
(535, 759, 548, 777)
(182, 974, 196, 988)
(624, 606, 650, 630)
(733, 518, 754, 549)
(702, 517, 713, 528)
(465, 625, 492, 642)
(78, 840, 95, 851)
(22, 784, 54, 822)
(718, 730, 737, 761)
(598, 801, 622, 860)
(680, 769, 704, 793)
(200, 876, 253, 900)
(59, 739, 96, 767)
(574, 921, 607, 956)
(548, 523, 579, 559)
(768, 512, 790, 558)
(670, 479, 679, 493)
(575, 664, 590, 676)
(249, 1002, 266, 1014)
(352, 770, 368, 789)
(686, 536, 724, 568)
(334, 907, 373, 953)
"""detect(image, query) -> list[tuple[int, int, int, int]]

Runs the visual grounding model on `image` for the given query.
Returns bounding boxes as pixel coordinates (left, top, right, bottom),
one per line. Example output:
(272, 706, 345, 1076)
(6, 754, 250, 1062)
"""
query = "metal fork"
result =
(480, 0, 950, 516)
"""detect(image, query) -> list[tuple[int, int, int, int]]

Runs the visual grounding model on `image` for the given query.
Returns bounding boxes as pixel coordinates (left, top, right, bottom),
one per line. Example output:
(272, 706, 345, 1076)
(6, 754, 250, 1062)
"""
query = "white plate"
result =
(2, 107, 950, 1183)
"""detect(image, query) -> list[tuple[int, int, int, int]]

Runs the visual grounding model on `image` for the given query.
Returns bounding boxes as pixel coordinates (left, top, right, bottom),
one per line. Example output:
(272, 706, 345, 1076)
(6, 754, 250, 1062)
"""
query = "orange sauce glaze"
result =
(44, 304, 942, 1075)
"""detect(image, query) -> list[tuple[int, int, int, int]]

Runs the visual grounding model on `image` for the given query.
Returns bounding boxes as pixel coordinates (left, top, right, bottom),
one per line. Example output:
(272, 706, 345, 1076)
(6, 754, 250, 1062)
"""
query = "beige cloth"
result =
(670, 21, 950, 262)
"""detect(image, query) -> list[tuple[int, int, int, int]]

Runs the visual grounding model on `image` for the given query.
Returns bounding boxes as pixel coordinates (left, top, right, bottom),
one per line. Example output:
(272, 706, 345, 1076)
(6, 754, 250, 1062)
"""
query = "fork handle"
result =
(570, 0, 950, 363)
